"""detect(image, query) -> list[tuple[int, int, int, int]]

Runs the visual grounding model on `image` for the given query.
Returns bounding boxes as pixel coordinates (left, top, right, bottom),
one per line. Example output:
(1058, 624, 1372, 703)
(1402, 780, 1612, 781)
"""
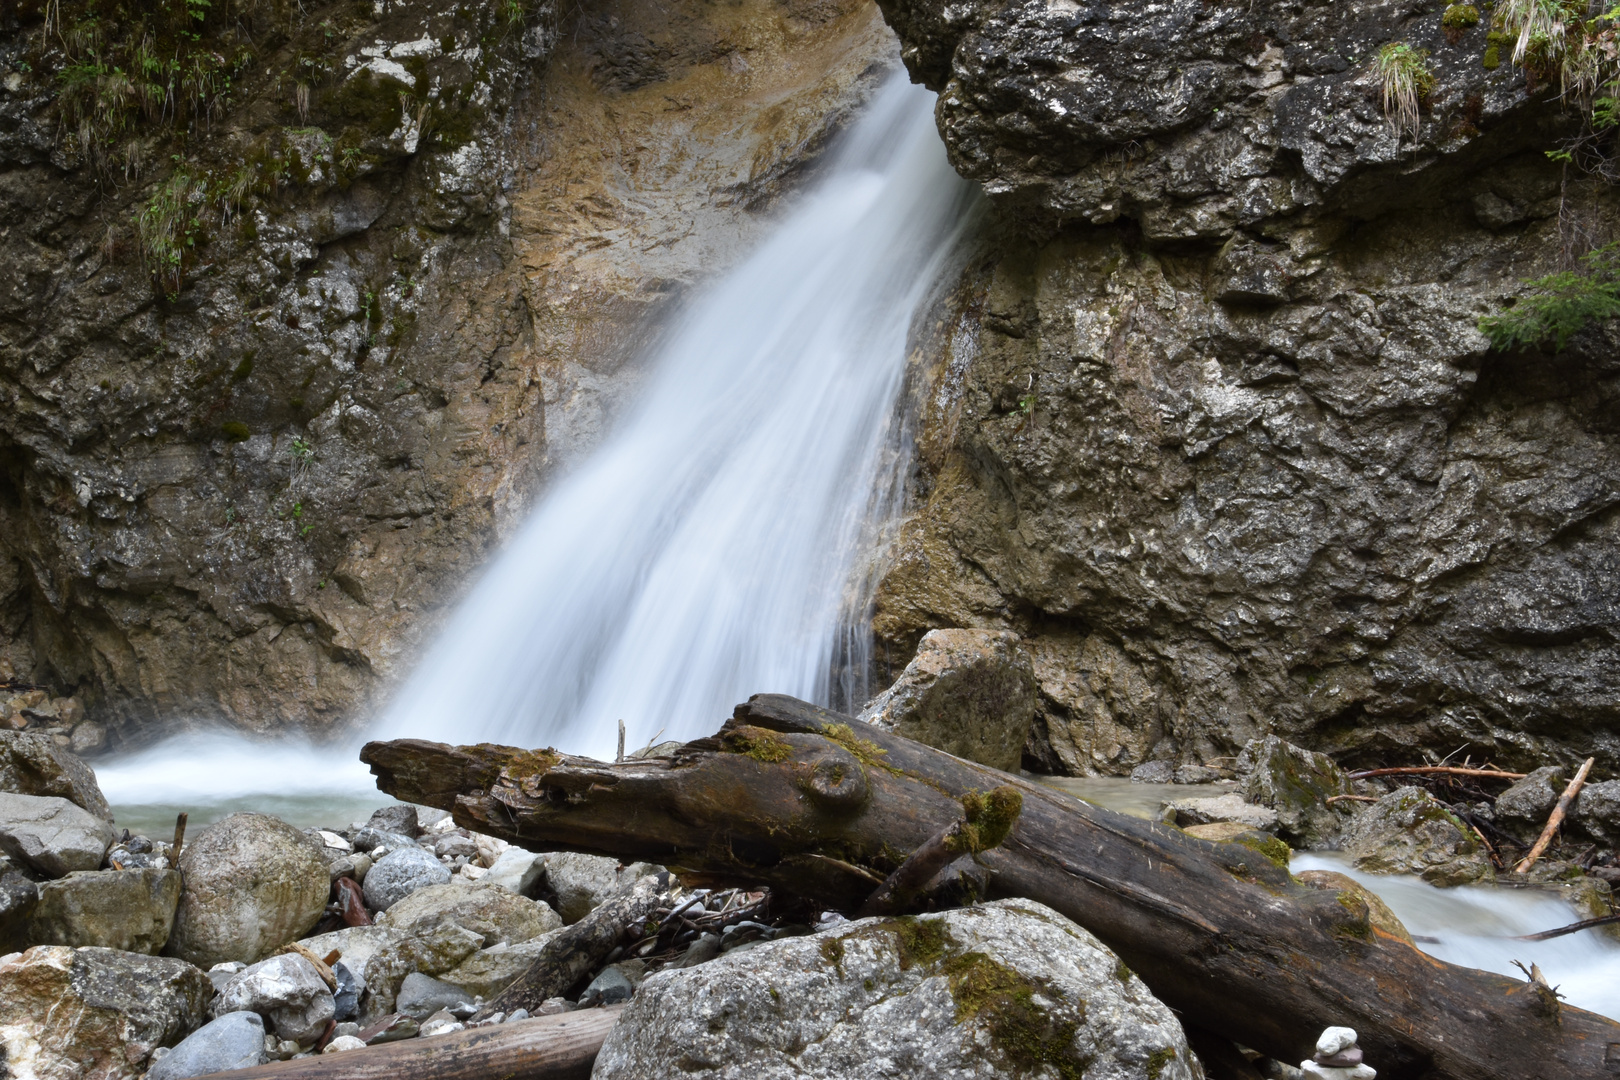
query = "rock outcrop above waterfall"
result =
(870, 0, 1620, 775)
(878, 0, 1563, 234)
(0, 0, 897, 740)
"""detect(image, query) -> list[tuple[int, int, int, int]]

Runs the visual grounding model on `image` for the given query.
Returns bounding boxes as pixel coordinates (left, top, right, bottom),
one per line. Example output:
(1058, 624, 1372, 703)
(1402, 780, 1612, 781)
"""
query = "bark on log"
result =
(189, 1008, 621, 1080)
(361, 695, 1620, 1080)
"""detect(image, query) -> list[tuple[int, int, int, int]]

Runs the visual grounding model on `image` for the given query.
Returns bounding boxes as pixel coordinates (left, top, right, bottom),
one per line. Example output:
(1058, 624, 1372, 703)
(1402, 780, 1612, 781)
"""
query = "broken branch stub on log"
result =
(475, 872, 670, 1021)
(361, 695, 1620, 1080)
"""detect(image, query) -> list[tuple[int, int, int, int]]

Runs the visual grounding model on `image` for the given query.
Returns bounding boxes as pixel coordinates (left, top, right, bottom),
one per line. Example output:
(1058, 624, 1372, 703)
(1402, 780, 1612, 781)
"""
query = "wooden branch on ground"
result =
(361, 695, 1620, 1080)
(477, 873, 671, 1021)
(1516, 912, 1620, 942)
(1345, 766, 1526, 781)
(190, 1008, 622, 1080)
(1515, 757, 1595, 873)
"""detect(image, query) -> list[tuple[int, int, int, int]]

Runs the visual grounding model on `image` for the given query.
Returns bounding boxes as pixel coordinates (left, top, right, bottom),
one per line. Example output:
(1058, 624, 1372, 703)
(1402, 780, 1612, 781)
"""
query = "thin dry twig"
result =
(1346, 766, 1526, 781)
(1516, 757, 1595, 873)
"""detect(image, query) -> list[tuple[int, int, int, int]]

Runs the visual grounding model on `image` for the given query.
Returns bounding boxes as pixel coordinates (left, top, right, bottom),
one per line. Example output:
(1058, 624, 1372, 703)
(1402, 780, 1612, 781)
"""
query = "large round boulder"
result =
(165, 813, 330, 968)
(594, 899, 1197, 1080)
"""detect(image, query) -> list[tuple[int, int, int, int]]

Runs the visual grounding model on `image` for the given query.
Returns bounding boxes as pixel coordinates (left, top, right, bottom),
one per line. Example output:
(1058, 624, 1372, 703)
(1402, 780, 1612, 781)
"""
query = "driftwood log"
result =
(192, 1008, 622, 1080)
(361, 695, 1620, 1080)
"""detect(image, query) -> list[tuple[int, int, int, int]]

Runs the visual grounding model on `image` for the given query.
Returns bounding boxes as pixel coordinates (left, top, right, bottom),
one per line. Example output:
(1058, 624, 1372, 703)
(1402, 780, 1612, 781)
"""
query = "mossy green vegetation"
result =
(889, 915, 954, 969)
(822, 722, 903, 777)
(1373, 42, 1435, 138)
(220, 420, 250, 441)
(1235, 833, 1291, 869)
(1479, 241, 1620, 350)
(721, 725, 794, 763)
(945, 950, 1087, 1080)
(946, 786, 1023, 856)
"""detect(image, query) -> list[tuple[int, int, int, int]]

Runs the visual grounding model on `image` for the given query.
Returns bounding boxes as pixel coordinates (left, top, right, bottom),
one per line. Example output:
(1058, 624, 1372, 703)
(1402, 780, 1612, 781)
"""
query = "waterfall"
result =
(381, 76, 978, 759)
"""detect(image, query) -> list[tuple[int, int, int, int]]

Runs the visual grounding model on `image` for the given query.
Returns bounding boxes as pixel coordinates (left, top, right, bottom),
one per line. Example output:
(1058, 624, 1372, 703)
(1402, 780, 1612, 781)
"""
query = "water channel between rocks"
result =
(98, 737, 1620, 1022)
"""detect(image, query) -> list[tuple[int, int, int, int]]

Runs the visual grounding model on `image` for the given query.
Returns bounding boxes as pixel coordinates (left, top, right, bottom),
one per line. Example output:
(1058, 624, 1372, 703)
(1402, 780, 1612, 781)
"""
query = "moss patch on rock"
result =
(945, 950, 1087, 1080)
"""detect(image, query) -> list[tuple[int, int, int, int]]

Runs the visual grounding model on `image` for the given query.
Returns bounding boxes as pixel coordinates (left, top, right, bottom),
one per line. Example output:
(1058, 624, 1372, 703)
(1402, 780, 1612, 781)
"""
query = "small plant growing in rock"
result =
(1479, 241, 1620, 350)
(1443, 4, 1481, 44)
(1374, 43, 1435, 138)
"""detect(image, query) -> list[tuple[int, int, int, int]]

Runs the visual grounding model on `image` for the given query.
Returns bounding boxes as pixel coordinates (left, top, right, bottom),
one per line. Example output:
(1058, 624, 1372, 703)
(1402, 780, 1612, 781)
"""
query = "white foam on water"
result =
(1293, 852, 1620, 1021)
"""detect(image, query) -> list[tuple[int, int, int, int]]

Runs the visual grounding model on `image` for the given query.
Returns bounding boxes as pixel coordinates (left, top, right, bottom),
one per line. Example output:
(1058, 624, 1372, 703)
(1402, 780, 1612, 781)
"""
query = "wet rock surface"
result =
(594, 898, 1197, 1080)
(863, 0, 1620, 780)
(860, 628, 1036, 772)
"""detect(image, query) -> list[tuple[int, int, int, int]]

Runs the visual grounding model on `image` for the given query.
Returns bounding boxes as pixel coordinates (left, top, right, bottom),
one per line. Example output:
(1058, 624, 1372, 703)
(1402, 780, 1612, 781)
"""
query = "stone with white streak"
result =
(217, 954, 336, 1046)
(0, 945, 213, 1080)
(593, 899, 1196, 1080)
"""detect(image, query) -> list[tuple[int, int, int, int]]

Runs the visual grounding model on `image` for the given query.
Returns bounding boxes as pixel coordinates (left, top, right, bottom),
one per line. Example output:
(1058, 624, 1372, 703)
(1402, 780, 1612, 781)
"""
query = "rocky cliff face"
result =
(870, 0, 1620, 773)
(0, 0, 893, 744)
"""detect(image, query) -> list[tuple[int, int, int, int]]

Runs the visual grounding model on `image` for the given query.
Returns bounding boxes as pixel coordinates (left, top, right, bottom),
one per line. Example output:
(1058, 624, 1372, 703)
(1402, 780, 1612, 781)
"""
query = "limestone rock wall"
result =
(871, 0, 1620, 774)
(0, 0, 895, 745)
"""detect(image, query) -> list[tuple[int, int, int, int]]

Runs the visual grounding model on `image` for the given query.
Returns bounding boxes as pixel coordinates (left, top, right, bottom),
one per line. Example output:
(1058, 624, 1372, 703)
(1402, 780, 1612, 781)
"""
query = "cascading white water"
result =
(381, 76, 978, 758)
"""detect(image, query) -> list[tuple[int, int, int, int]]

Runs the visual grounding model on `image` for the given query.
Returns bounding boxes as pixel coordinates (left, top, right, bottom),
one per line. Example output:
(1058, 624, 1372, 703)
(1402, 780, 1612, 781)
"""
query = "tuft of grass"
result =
(1479, 241, 1620, 351)
(1374, 42, 1435, 139)
(135, 170, 203, 296)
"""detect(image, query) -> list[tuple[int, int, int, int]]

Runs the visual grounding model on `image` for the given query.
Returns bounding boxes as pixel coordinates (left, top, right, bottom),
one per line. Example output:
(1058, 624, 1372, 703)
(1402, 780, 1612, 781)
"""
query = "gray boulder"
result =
(860, 628, 1036, 773)
(364, 806, 419, 838)
(146, 1011, 266, 1080)
(0, 731, 113, 822)
(1236, 736, 1355, 849)
(1341, 787, 1494, 887)
(1573, 779, 1620, 846)
(0, 945, 213, 1080)
(1161, 794, 1279, 832)
(349, 922, 484, 1020)
(218, 953, 336, 1046)
(30, 868, 181, 953)
(363, 846, 451, 911)
(441, 936, 556, 1000)
(395, 971, 473, 1020)
(1495, 766, 1568, 842)
(482, 847, 545, 897)
(376, 881, 560, 946)
(594, 899, 1196, 1080)
(1129, 761, 1174, 784)
(166, 813, 331, 968)
(0, 793, 115, 876)
(538, 852, 663, 924)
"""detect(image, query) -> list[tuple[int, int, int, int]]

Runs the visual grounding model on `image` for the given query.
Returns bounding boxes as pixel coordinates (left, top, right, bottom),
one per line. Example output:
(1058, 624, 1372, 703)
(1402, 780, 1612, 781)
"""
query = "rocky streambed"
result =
(0, 655, 1617, 1080)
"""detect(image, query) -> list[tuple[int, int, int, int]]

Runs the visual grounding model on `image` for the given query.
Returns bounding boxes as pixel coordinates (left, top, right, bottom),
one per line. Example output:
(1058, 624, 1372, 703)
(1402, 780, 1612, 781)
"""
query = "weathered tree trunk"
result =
(192, 1008, 622, 1080)
(361, 695, 1620, 1080)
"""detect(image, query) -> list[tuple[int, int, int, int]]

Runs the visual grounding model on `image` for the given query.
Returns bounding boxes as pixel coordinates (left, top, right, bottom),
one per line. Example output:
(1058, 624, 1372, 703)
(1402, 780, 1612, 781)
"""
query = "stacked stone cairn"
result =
(1301, 1027, 1375, 1080)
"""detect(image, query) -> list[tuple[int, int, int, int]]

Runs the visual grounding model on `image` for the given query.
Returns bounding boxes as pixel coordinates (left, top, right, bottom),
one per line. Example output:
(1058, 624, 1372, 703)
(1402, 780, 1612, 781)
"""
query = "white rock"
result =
(1316, 1027, 1358, 1057)
(322, 1036, 367, 1053)
(218, 954, 336, 1046)
(1301, 1064, 1375, 1080)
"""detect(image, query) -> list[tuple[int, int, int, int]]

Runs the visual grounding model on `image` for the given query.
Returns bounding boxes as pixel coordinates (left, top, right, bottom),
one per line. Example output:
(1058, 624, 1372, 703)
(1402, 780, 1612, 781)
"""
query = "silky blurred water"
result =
(377, 76, 979, 760)
(1291, 853, 1620, 1020)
